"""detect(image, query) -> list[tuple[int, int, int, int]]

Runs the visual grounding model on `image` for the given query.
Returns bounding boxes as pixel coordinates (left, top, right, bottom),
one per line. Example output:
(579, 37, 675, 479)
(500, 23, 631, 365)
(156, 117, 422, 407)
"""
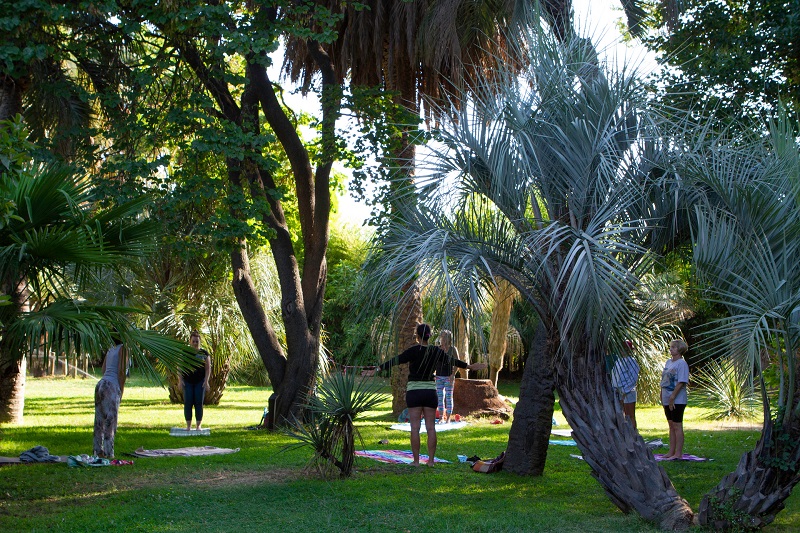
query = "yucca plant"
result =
(283, 371, 383, 478)
(693, 359, 760, 421)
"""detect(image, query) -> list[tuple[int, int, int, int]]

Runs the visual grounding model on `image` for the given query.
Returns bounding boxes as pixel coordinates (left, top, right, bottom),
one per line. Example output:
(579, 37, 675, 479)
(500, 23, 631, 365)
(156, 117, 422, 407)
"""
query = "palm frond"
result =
(693, 358, 761, 421)
(362, 26, 672, 361)
(5, 299, 196, 381)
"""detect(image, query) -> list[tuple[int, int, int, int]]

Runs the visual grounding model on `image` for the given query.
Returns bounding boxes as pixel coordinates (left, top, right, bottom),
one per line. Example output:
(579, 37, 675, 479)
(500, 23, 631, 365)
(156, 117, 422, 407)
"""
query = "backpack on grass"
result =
(472, 451, 505, 473)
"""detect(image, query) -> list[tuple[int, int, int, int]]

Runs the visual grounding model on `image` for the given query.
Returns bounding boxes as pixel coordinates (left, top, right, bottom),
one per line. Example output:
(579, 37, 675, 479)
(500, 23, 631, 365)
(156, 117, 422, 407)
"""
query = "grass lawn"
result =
(0, 375, 798, 532)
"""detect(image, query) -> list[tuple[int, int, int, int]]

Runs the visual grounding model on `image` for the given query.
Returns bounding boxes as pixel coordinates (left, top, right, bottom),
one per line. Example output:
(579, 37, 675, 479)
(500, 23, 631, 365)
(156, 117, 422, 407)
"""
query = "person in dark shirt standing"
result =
(362, 323, 486, 466)
(180, 330, 211, 431)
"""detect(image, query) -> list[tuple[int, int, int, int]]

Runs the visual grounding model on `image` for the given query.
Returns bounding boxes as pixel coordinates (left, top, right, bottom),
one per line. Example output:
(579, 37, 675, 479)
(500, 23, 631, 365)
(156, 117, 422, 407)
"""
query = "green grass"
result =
(0, 375, 798, 532)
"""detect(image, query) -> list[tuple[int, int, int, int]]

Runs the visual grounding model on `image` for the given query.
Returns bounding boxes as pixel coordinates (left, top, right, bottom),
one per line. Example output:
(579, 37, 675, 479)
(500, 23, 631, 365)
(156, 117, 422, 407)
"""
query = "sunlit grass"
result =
(0, 375, 797, 532)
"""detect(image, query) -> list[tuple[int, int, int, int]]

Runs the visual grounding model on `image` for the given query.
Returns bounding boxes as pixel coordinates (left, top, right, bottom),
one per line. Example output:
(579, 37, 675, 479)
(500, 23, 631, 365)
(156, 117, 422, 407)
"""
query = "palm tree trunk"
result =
(0, 357, 25, 424)
(0, 281, 29, 424)
(504, 324, 555, 475)
(488, 278, 515, 385)
(557, 356, 694, 530)
(454, 307, 470, 378)
(697, 414, 800, 529)
(388, 62, 423, 418)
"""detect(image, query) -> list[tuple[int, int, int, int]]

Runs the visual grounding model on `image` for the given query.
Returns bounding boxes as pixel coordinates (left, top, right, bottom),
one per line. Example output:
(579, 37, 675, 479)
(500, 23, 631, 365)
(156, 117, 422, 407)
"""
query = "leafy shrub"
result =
(693, 359, 760, 420)
(283, 372, 383, 478)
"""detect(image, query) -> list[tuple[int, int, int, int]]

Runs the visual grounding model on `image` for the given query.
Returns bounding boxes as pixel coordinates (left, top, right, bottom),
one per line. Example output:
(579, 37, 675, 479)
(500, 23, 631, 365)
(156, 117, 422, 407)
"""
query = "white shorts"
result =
(615, 388, 637, 404)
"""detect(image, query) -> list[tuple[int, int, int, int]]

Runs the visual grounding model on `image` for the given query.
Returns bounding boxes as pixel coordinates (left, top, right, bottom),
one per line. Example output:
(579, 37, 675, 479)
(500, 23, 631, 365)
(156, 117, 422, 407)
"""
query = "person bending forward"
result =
(94, 342, 128, 458)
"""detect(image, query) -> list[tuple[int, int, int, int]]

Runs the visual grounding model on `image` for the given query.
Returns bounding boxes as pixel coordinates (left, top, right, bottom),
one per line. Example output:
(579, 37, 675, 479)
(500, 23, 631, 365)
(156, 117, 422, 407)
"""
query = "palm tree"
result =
(687, 110, 800, 528)
(283, 0, 535, 414)
(361, 27, 694, 528)
(0, 118, 193, 423)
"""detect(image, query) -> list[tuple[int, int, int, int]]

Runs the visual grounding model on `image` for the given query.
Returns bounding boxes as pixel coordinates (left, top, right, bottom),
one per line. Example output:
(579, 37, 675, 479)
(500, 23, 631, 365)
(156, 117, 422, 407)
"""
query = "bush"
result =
(693, 358, 760, 420)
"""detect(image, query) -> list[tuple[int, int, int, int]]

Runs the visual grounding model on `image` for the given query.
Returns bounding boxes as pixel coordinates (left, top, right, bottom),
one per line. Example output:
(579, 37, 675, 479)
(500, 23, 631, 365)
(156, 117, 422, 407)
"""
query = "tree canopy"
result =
(639, 0, 800, 118)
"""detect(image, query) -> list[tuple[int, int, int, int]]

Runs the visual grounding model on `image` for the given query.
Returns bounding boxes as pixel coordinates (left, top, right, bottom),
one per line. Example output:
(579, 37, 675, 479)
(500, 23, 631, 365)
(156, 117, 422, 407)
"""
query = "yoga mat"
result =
(654, 453, 709, 462)
(389, 421, 468, 433)
(170, 427, 211, 436)
(549, 439, 577, 446)
(0, 455, 68, 465)
(355, 450, 450, 464)
(132, 446, 239, 458)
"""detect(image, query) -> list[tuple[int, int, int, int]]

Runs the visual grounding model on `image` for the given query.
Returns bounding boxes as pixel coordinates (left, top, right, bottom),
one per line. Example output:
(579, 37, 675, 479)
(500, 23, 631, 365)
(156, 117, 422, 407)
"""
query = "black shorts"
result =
(406, 389, 437, 409)
(664, 403, 686, 423)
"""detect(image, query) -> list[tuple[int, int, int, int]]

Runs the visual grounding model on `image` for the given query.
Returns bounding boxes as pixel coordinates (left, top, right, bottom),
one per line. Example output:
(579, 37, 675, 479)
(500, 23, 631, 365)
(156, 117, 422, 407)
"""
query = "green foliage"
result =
(706, 488, 762, 532)
(283, 371, 383, 478)
(340, 86, 426, 228)
(643, 0, 800, 120)
(693, 359, 761, 421)
(322, 222, 375, 364)
(0, 118, 194, 377)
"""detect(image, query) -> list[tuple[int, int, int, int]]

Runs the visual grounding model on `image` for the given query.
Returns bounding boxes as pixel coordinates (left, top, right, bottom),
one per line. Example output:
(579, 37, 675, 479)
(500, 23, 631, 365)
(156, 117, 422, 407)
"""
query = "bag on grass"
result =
(472, 451, 505, 473)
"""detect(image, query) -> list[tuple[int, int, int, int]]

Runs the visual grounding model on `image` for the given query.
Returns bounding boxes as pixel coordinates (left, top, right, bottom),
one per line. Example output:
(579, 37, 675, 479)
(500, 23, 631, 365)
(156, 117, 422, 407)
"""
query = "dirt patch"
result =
(124, 466, 301, 491)
(196, 468, 298, 487)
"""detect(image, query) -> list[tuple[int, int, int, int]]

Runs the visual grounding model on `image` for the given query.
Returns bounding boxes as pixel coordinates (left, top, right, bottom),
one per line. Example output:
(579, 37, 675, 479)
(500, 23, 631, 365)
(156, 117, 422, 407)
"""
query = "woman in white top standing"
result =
(435, 329, 459, 424)
(661, 339, 689, 460)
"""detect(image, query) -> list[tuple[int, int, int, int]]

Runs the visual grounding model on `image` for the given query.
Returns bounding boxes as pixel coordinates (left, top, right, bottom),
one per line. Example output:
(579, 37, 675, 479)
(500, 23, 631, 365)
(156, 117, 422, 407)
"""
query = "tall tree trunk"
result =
(557, 353, 694, 530)
(388, 61, 422, 417)
(175, 23, 334, 429)
(0, 357, 25, 424)
(488, 278, 515, 385)
(697, 412, 800, 529)
(454, 306, 470, 378)
(231, 242, 319, 427)
(0, 281, 29, 424)
(0, 75, 23, 122)
(504, 324, 555, 475)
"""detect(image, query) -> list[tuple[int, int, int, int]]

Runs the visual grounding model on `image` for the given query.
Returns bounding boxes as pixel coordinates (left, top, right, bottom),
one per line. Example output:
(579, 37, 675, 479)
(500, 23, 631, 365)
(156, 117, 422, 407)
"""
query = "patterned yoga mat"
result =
(355, 450, 451, 464)
(654, 453, 709, 462)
